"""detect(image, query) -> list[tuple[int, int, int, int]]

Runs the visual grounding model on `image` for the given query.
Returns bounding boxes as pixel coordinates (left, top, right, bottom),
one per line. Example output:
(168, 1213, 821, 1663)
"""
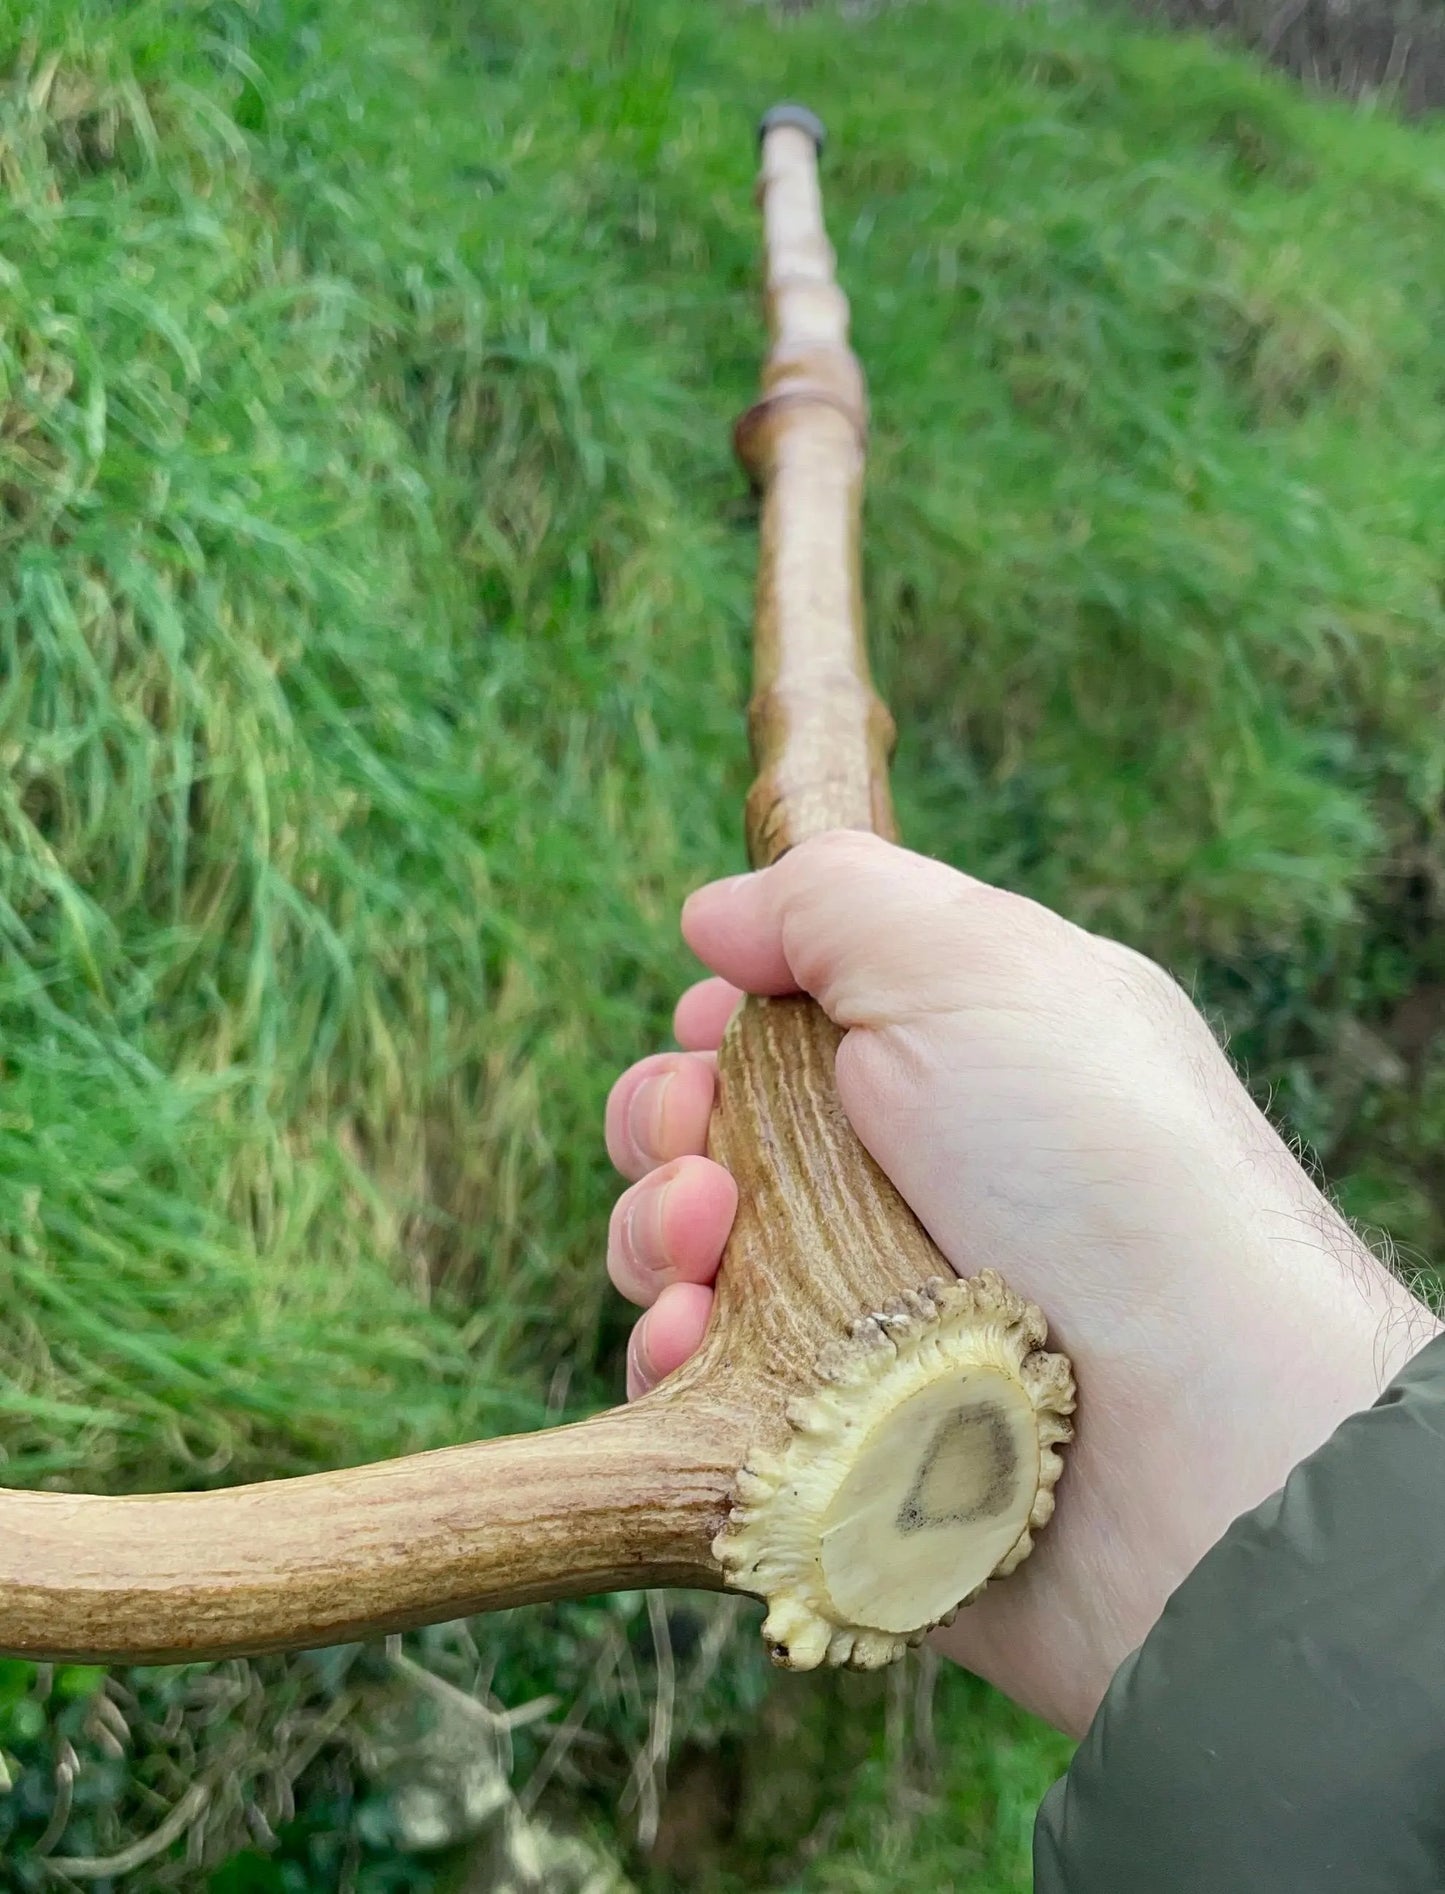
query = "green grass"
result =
(0, 0, 1443, 1884)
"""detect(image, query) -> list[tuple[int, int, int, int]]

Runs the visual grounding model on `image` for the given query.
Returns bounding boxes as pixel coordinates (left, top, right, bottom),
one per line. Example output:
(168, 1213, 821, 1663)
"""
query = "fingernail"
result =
(682, 875, 752, 919)
(627, 1071, 673, 1163)
(622, 1175, 675, 1283)
(627, 1316, 656, 1397)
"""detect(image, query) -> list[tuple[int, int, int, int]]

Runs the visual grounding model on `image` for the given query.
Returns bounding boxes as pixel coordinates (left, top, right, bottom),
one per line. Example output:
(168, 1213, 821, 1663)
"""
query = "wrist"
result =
(932, 1221, 1439, 1738)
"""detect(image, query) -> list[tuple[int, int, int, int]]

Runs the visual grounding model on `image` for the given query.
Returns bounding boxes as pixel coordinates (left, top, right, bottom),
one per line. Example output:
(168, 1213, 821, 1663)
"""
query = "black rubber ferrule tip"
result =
(758, 103, 827, 150)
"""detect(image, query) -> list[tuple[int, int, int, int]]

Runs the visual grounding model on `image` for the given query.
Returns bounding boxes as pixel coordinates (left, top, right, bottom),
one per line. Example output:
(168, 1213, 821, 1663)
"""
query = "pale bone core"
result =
(820, 1368, 1040, 1635)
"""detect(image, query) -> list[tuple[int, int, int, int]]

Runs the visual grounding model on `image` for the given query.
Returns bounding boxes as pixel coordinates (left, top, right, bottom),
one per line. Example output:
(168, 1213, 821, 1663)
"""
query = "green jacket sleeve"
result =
(1034, 1330, 1445, 1894)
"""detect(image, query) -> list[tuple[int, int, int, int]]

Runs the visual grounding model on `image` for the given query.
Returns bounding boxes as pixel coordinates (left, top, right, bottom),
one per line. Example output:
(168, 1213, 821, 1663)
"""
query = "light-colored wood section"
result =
(0, 114, 1070, 1667)
(734, 120, 896, 868)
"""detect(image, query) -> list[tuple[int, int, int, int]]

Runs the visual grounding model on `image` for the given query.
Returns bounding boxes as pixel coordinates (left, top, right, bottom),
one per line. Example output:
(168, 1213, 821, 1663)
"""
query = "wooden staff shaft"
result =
(735, 107, 897, 864)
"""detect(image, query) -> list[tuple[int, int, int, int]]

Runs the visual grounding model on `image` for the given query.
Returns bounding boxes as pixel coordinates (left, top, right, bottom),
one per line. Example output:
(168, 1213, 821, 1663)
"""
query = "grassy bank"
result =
(1, 0, 1443, 1884)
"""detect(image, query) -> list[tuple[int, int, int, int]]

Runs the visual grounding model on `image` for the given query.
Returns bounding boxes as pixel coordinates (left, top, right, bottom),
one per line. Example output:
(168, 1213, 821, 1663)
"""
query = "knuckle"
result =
(789, 827, 891, 866)
(1093, 933, 1197, 1020)
(943, 883, 1083, 991)
(775, 828, 892, 898)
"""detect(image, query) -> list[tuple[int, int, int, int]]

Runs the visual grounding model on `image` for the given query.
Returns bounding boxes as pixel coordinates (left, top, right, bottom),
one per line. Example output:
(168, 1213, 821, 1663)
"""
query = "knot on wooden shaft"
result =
(732, 354, 866, 487)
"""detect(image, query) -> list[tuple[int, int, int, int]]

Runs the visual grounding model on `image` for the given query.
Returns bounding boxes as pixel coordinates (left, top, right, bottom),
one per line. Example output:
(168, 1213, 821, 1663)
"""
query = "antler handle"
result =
(688, 111, 1074, 1668)
(0, 112, 1072, 1670)
(0, 1401, 730, 1662)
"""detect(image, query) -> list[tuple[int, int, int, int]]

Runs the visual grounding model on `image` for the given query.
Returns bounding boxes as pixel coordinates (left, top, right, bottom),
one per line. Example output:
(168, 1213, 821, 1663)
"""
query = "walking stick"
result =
(0, 109, 1072, 1672)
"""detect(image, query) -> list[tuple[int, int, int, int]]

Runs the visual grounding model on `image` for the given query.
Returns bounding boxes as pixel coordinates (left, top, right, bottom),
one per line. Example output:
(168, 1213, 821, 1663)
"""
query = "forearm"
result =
(937, 1206, 1438, 1737)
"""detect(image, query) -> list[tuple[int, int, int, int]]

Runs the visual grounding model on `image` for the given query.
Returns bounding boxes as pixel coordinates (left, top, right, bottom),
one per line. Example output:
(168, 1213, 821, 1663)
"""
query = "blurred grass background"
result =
(0, 0, 1443, 1885)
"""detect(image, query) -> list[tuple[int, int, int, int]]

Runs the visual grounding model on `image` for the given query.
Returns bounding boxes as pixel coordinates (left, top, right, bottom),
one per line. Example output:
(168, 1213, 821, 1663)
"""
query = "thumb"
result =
(680, 830, 1060, 1029)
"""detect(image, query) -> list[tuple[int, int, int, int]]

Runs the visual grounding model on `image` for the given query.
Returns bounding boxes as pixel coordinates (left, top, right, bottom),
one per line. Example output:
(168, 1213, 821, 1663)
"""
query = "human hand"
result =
(603, 832, 1438, 1735)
